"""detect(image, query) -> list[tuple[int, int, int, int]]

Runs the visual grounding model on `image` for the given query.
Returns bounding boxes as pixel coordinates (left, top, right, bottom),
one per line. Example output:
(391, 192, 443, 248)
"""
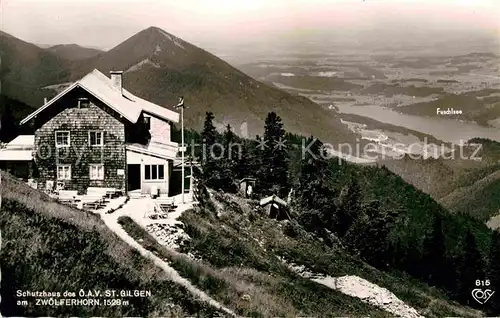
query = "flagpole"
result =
(181, 102, 185, 204)
(175, 97, 185, 204)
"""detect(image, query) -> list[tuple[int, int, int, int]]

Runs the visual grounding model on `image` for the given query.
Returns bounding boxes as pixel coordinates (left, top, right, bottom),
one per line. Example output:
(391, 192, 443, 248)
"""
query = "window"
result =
(78, 97, 89, 108)
(89, 131, 104, 146)
(57, 165, 71, 180)
(55, 131, 70, 147)
(159, 165, 164, 179)
(144, 164, 165, 180)
(144, 116, 151, 130)
(89, 164, 104, 180)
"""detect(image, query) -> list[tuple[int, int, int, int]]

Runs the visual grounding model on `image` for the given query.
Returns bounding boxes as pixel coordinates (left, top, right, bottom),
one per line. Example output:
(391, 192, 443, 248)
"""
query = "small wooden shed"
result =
(259, 194, 288, 219)
(239, 177, 256, 198)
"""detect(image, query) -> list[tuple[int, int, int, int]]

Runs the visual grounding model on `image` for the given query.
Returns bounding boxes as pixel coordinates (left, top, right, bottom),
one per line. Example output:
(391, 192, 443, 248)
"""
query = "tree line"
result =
(174, 111, 500, 315)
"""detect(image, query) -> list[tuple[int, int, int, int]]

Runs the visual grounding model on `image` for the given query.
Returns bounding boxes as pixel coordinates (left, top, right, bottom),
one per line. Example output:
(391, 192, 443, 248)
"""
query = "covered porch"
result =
(126, 139, 182, 195)
(0, 135, 36, 181)
(126, 145, 173, 196)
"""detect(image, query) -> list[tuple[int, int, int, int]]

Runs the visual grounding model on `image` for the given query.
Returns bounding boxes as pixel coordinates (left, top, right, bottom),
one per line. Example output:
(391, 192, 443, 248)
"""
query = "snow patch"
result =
(315, 71, 338, 77)
(125, 59, 161, 73)
(158, 29, 185, 50)
(314, 276, 423, 318)
(159, 29, 173, 41)
(281, 73, 295, 77)
(279, 257, 423, 318)
(42, 82, 73, 93)
(173, 40, 185, 50)
(155, 44, 162, 54)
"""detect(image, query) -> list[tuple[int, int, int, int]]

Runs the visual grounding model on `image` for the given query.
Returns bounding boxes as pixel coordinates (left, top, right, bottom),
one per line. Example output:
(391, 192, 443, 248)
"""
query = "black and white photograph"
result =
(0, 0, 499, 316)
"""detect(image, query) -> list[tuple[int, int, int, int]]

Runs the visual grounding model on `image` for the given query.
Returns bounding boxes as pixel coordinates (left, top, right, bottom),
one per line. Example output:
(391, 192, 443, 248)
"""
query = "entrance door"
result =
(127, 164, 141, 191)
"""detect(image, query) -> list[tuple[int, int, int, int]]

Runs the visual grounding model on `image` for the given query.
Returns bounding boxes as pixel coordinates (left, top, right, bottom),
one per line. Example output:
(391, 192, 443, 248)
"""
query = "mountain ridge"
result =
(0, 27, 357, 145)
(47, 44, 104, 61)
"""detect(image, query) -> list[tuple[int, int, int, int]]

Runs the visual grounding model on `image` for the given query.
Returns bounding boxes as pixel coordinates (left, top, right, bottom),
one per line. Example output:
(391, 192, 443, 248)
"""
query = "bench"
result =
(58, 190, 78, 202)
(87, 187, 122, 199)
(154, 201, 176, 215)
(81, 194, 107, 209)
(156, 197, 176, 206)
(159, 204, 176, 213)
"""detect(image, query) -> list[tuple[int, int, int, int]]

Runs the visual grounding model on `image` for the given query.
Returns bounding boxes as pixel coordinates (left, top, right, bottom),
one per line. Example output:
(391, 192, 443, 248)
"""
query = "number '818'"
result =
(476, 280, 491, 286)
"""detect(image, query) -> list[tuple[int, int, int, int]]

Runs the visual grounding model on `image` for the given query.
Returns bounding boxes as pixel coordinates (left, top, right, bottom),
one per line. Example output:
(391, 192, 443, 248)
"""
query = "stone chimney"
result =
(110, 71, 123, 93)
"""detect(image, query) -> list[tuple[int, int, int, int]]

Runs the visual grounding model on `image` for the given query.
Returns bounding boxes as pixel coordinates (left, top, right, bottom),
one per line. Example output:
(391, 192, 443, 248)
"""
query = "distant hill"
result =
(392, 89, 500, 127)
(0, 31, 68, 107)
(0, 28, 357, 145)
(381, 138, 500, 222)
(47, 44, 103, 61)
(0, 94, 37, 121)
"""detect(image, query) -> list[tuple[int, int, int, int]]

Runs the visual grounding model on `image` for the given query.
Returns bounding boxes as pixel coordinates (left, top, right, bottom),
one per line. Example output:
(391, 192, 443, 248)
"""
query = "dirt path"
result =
(98, 203, 236, 317)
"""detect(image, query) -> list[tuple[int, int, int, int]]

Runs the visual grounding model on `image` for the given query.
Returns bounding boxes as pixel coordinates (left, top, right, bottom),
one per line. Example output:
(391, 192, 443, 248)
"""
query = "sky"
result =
(1, 0, 499, 50)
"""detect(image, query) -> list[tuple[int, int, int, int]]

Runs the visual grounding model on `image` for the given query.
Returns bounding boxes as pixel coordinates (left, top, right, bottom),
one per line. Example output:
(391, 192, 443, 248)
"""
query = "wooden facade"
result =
(32, 88, 127, 194)
(8, 69, 180, 195)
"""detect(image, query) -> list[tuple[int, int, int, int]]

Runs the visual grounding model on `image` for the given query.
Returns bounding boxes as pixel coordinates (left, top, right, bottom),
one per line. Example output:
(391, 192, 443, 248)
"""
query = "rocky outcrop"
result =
(145, 223, 189, 250)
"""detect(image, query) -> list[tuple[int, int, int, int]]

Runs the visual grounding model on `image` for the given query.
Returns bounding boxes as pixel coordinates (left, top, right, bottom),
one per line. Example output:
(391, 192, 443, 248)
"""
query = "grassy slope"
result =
(126, 190, 480, 318)
(118, 214, 390, 317)
(0, 173, 220, 317)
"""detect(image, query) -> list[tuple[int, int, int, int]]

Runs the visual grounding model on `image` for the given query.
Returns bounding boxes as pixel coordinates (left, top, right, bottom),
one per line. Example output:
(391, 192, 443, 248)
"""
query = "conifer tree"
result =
(421, 214, 447, 287)
(486, 230, 500, 314)
(220, 124, 237, 191)
(335, 178, 361, 237)
(455, 230, 486, 304)
(344, 200, 397, 268)
(202, 112, 217, 147)
(235, 139, 255, 179)
(200, 112, 219, 188)
(294, 137, 331, 209)
(257, 112, 289, 197)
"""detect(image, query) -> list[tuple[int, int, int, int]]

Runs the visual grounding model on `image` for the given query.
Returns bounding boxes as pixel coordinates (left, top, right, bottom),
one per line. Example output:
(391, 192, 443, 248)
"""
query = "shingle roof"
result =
(5, 135, 35, 149)
(126, 140, 179, 161)
(259, 195, 287, 207)
(20, 69, 179, 125)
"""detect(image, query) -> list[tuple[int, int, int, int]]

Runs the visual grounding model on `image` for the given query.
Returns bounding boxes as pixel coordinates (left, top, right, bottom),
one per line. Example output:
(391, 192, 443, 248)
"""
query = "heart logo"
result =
(471, 288, 495, 304)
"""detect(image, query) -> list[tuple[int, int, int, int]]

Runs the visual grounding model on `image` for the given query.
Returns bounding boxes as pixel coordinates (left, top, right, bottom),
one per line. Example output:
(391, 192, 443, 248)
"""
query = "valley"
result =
(238, 50, 500, 135)
(235, 46, 500, 229)
(1, 4, 500, 314)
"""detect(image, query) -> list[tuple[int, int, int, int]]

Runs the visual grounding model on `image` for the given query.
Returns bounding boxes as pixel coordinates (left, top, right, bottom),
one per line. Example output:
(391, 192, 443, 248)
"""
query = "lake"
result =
(336, 104, 500, 144)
